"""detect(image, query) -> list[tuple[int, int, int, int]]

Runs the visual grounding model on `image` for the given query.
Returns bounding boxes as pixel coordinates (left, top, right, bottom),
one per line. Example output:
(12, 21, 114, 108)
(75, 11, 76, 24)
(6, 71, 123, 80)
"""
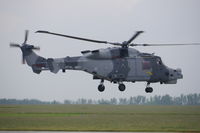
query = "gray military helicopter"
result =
(10, 30, 199, 93)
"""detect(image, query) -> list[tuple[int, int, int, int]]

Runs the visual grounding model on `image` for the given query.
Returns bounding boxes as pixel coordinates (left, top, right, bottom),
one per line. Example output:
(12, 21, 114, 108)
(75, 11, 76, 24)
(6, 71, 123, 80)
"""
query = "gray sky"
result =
(0, 0, 200, 102)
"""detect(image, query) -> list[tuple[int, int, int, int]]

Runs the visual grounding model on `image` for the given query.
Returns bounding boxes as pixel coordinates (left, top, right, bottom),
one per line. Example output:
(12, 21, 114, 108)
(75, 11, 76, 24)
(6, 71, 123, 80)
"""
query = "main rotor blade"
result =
(10, 43, 21, 48)
(22, 54, 25, 64)
(126, 31, 144, 45)
(130, 43, 200, 47)
(36, 30, 117, 45)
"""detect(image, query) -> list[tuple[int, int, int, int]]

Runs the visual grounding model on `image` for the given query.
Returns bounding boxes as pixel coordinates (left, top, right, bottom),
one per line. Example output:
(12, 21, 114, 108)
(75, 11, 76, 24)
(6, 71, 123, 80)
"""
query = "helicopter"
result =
(10, 30, 200, 93)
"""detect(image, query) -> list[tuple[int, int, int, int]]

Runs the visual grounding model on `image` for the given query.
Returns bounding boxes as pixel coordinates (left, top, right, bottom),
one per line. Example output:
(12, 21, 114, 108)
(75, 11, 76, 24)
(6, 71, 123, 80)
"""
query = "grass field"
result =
(0, 104, 199, 131)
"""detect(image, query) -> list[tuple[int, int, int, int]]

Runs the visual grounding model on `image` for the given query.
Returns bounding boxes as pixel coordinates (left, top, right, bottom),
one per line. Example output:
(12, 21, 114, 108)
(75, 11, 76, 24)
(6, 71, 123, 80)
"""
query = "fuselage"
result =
(21, 45, 182, 84)
(63, 47, 183, 84)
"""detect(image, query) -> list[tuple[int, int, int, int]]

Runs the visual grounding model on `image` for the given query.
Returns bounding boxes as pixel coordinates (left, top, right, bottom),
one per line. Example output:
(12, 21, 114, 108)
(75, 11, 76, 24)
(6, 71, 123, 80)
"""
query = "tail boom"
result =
(24, 50, 81, 74)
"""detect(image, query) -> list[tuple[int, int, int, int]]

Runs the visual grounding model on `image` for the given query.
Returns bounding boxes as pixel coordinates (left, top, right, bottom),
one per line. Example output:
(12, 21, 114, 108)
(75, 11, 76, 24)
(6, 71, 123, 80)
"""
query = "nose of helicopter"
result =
(175, 68, 183, 79)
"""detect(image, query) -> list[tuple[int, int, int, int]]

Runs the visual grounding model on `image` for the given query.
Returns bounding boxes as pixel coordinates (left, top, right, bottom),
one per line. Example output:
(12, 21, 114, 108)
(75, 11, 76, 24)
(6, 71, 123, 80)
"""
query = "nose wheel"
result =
(98, 79, 105, 92)
(145, 82, 153, 93)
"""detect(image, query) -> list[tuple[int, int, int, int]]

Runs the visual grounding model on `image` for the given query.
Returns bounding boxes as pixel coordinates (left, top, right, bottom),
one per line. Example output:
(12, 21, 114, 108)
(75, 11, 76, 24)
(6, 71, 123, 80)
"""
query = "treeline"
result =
(0, 99, 61, 104)
(64, 94, 200, 105)
(1, 94, 200, 105)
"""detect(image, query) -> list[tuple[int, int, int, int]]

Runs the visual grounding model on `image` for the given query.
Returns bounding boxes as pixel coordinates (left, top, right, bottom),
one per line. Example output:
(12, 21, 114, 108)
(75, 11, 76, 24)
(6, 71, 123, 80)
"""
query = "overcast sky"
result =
(0, 0, 200, 102)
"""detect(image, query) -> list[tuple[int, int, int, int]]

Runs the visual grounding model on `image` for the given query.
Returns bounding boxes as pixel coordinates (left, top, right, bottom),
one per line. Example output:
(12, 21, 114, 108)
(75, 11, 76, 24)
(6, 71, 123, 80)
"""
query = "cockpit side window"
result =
(156, 57, 162, 65)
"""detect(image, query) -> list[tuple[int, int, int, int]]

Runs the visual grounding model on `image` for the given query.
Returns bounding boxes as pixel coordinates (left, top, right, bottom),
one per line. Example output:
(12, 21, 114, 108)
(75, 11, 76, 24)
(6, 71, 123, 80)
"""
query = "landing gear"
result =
(118, 83, 126, 91)
(98, 84, 105, 92)
(98, 79, 105, 92)
(97, 80, 126, 92)
(145, 87, 153, 93)
(145, 82, 153, 93)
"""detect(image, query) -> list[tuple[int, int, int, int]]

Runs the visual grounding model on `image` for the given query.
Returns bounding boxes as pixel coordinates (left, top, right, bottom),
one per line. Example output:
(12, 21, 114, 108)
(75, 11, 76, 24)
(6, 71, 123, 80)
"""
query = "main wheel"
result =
(118, 84, 126, 91)
(145, 87, 153, 93)
(98, 84, 105, 92)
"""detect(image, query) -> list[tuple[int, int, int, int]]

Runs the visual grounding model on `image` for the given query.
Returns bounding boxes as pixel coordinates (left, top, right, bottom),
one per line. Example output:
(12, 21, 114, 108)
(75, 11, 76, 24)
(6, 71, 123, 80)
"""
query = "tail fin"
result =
(22, 47, 47, 74)
(10, 30, 63, 74)
(20, 45, 63, 74)
(23, 47, 63, 74)
(11, 43, 64, 74)
(10, 30, 46, 74)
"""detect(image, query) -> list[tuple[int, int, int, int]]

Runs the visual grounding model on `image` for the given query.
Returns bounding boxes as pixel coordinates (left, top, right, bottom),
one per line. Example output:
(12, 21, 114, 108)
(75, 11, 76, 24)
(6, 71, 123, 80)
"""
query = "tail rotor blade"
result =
(10, 43, 21, 48)
(22, 54, 25, 64)
(24, 30, 29, 44)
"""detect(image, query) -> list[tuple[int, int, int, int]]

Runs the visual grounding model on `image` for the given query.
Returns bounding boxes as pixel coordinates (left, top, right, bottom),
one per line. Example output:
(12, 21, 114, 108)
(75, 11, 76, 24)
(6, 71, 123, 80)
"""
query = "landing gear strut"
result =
(145, 82, 153, 93)
(98, 79, 105, 92)
(118, 82, 126, 92)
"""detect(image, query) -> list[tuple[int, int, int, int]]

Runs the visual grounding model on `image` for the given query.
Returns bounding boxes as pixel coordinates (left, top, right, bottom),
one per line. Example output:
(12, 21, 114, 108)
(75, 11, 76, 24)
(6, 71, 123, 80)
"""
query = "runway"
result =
(0, 131, 183, 133)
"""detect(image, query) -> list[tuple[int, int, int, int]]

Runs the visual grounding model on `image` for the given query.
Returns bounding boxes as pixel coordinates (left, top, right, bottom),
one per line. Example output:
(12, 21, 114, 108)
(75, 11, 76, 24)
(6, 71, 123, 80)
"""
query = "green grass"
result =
(0, 104, 200, 131)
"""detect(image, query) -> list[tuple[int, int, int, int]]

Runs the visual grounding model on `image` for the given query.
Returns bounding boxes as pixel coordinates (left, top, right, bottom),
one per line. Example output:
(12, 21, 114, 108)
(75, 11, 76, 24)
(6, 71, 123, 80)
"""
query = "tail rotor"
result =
(10, 30, 40, 64)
